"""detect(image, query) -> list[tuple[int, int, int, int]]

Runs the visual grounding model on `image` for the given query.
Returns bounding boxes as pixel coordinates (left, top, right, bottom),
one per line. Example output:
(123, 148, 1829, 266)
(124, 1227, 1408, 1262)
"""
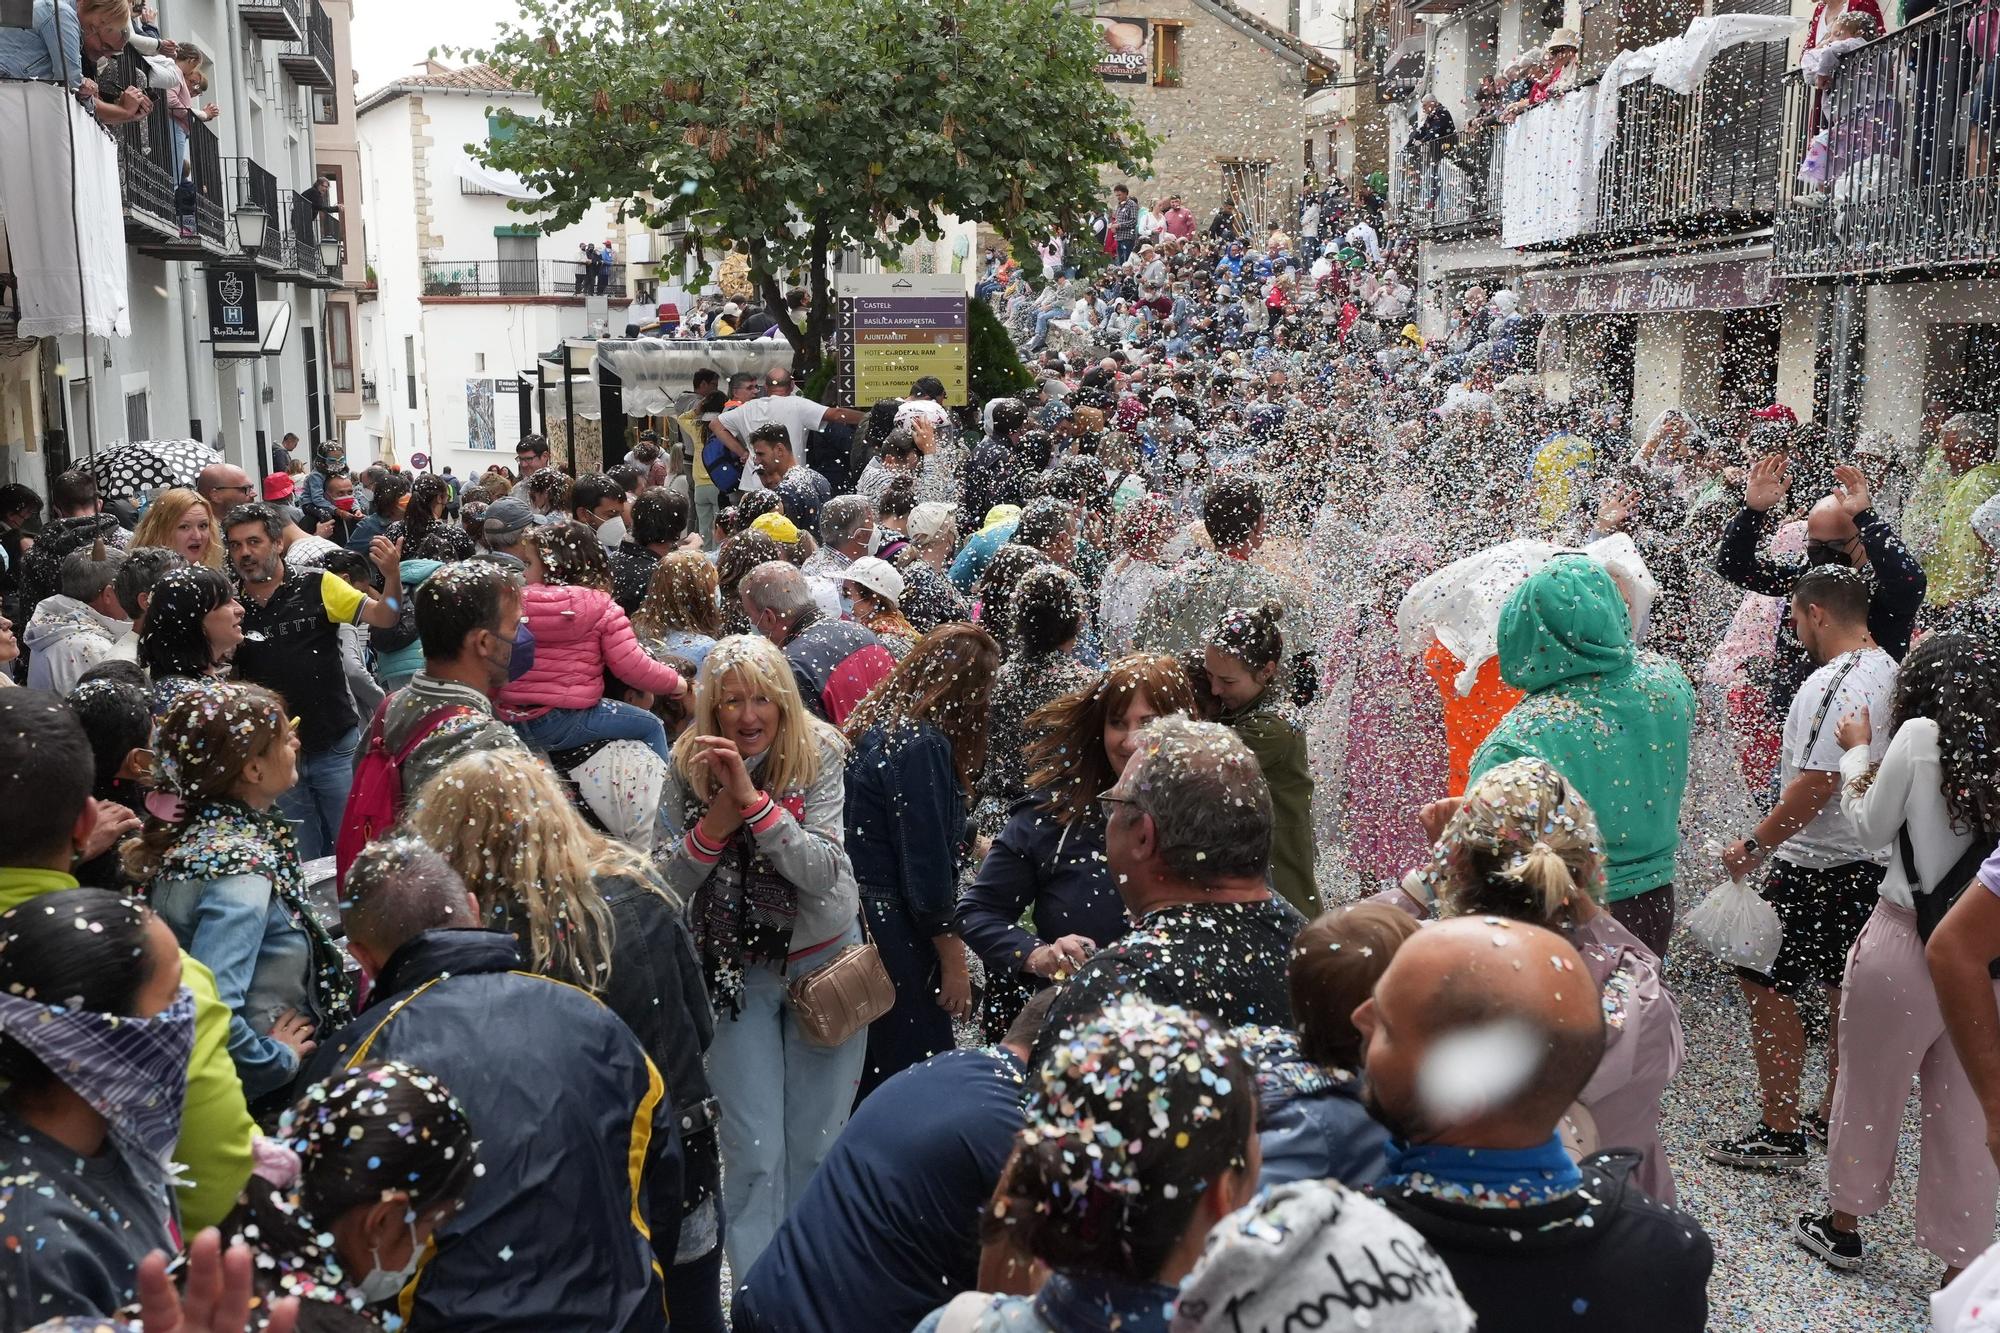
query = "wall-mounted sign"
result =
(204, 266, 261, 356)
(1093, 17, 1150, 82)
(832, 274, 968, 408)
(1523, 256, 1777, 317)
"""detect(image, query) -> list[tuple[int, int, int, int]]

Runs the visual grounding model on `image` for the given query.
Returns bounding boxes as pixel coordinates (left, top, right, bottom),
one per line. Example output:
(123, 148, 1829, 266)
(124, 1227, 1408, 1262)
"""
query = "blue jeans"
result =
(1029, 308, 1059, 350)
(709, 923, 867, 1277)
(276, 725, 359, 861)
(512, 699, 671, 762)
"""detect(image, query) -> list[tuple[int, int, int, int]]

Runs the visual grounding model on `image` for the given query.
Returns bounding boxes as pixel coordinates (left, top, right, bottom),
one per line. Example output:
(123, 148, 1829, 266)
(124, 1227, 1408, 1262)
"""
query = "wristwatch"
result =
(1742, 834, 1764, 857)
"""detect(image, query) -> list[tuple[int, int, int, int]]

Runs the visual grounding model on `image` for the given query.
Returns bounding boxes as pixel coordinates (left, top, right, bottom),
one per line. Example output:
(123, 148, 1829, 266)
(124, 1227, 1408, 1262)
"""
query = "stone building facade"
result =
(1091, 0, 1337, 231)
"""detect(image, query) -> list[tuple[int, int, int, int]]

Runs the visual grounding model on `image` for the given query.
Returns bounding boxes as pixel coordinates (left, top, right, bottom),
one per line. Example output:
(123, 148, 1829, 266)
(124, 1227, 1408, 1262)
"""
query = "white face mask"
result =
(357, 1221, 423, 1304)
(596, 515, 628, 551)
(866, 526, 887, 556)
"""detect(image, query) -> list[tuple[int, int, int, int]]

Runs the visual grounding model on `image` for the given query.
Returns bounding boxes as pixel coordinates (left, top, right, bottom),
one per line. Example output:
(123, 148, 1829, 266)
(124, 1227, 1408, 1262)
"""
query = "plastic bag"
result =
(1685, 877, 1782, 974)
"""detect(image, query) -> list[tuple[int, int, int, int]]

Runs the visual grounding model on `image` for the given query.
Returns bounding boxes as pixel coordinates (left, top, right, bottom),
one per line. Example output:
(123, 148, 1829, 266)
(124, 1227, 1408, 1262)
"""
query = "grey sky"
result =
(351, 0, 520, 97)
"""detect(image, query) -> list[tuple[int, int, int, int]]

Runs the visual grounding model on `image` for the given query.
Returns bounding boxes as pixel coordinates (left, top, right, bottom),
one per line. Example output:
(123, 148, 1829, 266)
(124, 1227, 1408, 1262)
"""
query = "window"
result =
(1152, 22, 1184, 86)
(124, 390, 149, 442)
(405, 336, 417, 410)
(486, 113, 517, 145)
(315, 165, 348, 258)
(1221, 160, 1275, 232)
(327, 301, 354, 394)
(496, 232, 539, 295)
(312, 88, 336, 124)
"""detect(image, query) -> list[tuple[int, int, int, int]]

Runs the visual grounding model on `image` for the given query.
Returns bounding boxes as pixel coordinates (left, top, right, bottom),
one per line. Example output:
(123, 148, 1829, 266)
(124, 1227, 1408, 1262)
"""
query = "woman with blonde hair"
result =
(1387, 757, 1685, 1203)
(405, 747, 726, 1329)
(661, 634, 858, 1276)
(633, 548, 723, 670)
(131, 487, 220, 568)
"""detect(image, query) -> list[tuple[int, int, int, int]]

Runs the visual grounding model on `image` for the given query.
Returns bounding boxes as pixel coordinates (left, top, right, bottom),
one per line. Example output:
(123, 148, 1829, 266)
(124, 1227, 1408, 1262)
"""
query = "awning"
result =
(588, 338, 794, 418)
(0, 83, 130, 338)
(458, 157, 536, 203)
(1523, 250, 1778, 316)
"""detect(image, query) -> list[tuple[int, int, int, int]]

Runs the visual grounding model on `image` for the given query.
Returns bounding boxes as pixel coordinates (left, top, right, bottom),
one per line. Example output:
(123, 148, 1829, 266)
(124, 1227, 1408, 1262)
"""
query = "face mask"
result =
(1805, 540, 1852, 567)
(866, 526, 887, 557)
(357, 1220, 424, 1303)
(0, 987, 196, 1177)
(507, 620, 536, 682)
(596, 515, 628, 551)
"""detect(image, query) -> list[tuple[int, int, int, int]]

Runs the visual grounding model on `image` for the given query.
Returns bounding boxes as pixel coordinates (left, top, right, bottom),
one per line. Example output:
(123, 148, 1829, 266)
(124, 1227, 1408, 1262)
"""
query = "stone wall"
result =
(1094, 0, 1315, 226)
(409, 97, 444, 259)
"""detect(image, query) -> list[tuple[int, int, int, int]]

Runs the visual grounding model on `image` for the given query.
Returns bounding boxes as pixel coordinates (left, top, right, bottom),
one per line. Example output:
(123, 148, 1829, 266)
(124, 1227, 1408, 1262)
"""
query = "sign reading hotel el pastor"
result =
(832, 273, 968, 407)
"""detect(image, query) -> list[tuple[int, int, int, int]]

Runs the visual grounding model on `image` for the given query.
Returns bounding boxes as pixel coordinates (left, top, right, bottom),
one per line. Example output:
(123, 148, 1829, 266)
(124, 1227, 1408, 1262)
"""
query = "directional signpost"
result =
(833, 273, 968, 407)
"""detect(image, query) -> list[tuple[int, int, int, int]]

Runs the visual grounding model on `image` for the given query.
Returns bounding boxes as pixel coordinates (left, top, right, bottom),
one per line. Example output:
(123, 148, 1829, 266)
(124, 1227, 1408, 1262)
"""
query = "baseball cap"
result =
(844, 556, 904, 606)
(261, 473, 295, 502)
(750, 511, 801, 544)
(483, 496, 536, 544)
(981, 503, 1023, 533)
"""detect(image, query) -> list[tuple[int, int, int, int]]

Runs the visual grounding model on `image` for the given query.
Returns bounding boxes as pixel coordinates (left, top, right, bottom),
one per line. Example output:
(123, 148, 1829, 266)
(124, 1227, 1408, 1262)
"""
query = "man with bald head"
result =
(1357, 917, 1712, 1333)
(195, 463, 256, 523)
(1716, 450, 1924, 721)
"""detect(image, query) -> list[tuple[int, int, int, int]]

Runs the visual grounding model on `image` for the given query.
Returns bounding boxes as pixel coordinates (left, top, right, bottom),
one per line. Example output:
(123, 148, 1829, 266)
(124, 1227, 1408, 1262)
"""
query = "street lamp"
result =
(318, 234, 342, 272)
(234, 204, 267, 253)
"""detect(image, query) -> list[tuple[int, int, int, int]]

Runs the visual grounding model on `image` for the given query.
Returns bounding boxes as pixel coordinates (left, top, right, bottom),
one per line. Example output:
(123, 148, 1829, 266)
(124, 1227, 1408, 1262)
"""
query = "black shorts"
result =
(1734, 858, 1882, 996)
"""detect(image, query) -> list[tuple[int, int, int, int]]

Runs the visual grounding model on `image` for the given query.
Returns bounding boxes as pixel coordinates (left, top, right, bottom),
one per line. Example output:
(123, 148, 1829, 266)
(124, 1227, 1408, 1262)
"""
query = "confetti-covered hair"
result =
(982, 998, 1256, 1282)
(672, 634, 842, 803)
(532, 520, 614, 593)
(841, 623, 1001, 790)
(1204, 601, 1285, 670)
(137, 564, 237, 682)
(221, 1060, 478, 1317)
(633, 549, 723, 642)
(1866, 631, 2000, 836)
(403, 749, 631, 991)
(0, 889, 154, 1093)
(130, 487, 221, 569)
(1415, 757, 1608, 928)
(125, 681, 291, 883)
(1023, 654, 1198, 828)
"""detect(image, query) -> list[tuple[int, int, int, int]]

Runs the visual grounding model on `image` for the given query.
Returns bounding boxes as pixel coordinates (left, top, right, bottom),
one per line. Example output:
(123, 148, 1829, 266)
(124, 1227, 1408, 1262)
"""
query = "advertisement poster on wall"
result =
(1093, 17, 1150, 82)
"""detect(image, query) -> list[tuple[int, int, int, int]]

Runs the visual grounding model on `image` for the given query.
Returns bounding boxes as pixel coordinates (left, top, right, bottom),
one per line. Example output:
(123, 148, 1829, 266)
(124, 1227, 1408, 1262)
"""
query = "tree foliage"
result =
(468, 0, 1152, 372)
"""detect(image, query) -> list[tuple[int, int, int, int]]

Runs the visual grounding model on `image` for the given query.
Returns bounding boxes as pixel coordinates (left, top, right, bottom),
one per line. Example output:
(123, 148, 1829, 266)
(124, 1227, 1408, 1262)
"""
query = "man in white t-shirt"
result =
(1708, 566, 1899, 1171)
(711, 366, 864, 463)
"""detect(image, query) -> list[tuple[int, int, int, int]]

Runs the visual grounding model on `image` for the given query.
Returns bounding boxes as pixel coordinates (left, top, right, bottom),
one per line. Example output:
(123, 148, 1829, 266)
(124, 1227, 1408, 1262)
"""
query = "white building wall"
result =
(1854, 281, 2000, 447)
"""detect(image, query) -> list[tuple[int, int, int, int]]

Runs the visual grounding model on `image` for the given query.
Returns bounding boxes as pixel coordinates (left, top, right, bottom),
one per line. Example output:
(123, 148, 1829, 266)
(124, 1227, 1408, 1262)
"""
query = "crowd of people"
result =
(7, 171, 2000, 1333)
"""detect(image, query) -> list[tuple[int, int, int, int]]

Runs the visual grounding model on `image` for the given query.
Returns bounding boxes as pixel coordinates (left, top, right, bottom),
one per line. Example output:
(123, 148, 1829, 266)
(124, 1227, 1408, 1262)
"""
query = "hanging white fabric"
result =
(457, 156, 537, 202)
(1499, 93, 1598, 249)
(1590, 15, 1805, 166)
(0, 82, 132, 338)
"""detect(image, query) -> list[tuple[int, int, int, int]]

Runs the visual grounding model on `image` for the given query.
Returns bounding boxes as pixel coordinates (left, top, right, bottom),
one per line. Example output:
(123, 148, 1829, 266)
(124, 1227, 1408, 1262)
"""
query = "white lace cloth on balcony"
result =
(0, 81, 130, 337)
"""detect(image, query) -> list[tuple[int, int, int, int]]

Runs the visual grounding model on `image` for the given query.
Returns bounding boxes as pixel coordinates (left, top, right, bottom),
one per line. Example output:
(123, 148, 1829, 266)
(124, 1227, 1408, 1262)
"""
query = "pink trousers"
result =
(1830, 900, 2000, 1264)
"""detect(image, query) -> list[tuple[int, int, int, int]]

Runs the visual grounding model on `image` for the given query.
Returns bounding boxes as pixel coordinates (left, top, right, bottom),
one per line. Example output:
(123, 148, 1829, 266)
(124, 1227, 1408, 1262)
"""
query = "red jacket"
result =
(497, 582, 681, 717)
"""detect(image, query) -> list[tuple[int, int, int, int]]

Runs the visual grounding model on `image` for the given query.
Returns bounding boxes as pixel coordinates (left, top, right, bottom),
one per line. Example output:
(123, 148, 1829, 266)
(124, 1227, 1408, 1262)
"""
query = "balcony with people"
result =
(420, 256, 629, 300)
(1776, 0, 2000, 277)
(226, 157, 285, 269)
(278, 0, 335, 89)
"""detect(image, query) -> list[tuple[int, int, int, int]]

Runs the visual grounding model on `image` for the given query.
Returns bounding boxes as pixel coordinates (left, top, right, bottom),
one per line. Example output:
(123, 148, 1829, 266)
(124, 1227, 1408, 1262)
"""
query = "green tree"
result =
(469, 0, 1151, 377)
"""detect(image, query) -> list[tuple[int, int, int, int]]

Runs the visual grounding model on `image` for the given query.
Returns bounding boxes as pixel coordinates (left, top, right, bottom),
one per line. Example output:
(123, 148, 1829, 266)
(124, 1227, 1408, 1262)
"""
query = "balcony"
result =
(1776, 0, 2000, 278)
(283, 190, 329, 284)
(226, 157, 285, 270)
(420, 259, 629, 298)
(1370, 0, 1425, 100)
(278, 0, 334, 88)
(1398, 135, 1504, 238)
(238, 0, 303, 42)
(109, 62, 229, 259)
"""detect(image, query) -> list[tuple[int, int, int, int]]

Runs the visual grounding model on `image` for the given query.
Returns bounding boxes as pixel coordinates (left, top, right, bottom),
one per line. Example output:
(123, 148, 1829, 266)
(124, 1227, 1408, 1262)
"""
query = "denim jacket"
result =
(152, 872, 315, 1099)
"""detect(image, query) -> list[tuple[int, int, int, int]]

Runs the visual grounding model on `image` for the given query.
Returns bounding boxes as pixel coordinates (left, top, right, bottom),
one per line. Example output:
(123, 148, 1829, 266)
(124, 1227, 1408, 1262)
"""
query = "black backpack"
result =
(1901, 824, 2000, 978)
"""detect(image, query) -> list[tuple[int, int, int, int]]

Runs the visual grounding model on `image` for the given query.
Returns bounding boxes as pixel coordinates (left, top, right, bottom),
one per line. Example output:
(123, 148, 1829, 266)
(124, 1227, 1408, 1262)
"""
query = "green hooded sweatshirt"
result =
(1467, 555, 1694, 903)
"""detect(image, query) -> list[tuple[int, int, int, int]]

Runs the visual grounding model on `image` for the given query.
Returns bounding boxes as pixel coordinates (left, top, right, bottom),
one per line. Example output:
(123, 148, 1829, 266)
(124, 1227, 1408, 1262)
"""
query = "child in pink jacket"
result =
(497, 524, 685, 761)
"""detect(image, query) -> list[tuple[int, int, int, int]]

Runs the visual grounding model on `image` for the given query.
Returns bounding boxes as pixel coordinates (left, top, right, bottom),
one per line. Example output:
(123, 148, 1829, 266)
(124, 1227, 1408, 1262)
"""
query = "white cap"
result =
(1152, 387, 1179, 403)
(845, 555, 905, 606)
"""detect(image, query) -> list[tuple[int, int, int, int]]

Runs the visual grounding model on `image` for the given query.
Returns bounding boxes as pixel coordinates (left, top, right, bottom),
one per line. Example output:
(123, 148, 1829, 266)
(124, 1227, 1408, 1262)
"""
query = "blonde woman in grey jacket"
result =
(661, 633, 858, 1276)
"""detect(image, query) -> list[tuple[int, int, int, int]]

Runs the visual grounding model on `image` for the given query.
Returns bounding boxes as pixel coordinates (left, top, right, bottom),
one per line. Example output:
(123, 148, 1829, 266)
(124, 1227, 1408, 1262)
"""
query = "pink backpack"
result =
(334, 699, 470, 886)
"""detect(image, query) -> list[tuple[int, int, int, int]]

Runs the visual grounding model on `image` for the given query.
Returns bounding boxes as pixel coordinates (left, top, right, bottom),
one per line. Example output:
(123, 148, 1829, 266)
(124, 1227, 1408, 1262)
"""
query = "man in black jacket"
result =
(1716, 453, 1925, 724)
(318, 837, 682, 1333)
(1357, 917, 1713, 1333)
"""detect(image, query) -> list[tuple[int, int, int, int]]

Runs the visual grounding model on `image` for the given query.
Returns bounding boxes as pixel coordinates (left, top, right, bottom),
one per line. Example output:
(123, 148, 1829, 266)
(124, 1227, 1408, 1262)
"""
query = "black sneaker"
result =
(1795, 1213, 1863, 1271)
(1804, 1112, 1829, 1147)
(1702, 1123, 1808, 1169)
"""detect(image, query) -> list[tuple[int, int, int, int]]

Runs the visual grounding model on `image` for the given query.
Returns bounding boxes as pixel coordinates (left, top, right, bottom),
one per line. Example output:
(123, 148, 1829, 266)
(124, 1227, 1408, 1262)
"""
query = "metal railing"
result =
(238, 0, 303, 41)
(108, 59, 226, 252)
(278, 0, 334, 87)
(284, 189, 325, 280)
(420, 259, 629, 297)
(225, 157, 284, 265)
(1398, 132, 1505, 235)
(1371, 0, 1426, 97)
(1776, 0, 2000, 276)
(1592, 38, 1785, 241)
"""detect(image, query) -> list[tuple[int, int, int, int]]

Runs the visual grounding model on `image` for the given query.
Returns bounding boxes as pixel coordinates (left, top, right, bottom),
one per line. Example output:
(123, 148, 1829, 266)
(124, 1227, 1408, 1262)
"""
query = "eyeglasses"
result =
(1097, 789, 1139, 821)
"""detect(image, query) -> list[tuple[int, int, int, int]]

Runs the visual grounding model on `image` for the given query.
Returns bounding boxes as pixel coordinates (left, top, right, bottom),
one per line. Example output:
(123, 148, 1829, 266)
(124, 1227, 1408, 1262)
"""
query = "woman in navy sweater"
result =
(957, 653, 1198, 1038)
(844, 624, 1002, 1100)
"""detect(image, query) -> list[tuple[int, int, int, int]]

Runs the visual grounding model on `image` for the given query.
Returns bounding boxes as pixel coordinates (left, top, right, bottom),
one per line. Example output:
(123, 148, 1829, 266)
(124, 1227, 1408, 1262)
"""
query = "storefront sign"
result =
(1524, 256, 1777, 316)
(204, 266, 261, 356)
(1093, 17, 1151, 82)
(832, 274, 968, 407)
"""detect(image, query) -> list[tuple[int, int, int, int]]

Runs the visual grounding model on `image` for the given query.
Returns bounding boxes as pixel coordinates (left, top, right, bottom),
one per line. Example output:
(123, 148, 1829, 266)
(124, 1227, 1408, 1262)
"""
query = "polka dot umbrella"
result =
(84, 438, 223, 503)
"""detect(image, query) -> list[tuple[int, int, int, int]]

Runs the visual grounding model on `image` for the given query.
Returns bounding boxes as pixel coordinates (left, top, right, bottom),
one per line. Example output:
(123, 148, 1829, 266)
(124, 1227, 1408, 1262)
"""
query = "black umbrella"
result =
(85, 438, 222, 500)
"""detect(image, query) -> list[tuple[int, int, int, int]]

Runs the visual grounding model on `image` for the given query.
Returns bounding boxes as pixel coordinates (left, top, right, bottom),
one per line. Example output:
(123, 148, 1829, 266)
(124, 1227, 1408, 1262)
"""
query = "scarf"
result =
(1378, 1132, 1581, 1208)
(683, 788, 800, 1018)
(158, 799, 356, 1026)
(0, 987, 196, 1195)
